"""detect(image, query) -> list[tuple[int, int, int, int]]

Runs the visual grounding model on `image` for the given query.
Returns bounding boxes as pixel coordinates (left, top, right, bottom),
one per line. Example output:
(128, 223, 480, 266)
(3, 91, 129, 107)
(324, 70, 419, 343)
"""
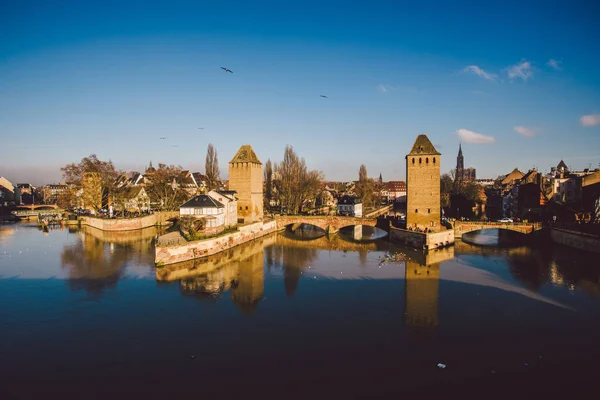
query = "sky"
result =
(1, 0, 599, 186)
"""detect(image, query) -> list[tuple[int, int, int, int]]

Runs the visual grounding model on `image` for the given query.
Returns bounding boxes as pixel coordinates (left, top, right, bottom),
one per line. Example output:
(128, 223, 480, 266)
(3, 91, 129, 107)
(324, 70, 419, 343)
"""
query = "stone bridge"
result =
(14, 204, 59, 210)
(274, 215, 389, 234)
(453, 221, 543, 238)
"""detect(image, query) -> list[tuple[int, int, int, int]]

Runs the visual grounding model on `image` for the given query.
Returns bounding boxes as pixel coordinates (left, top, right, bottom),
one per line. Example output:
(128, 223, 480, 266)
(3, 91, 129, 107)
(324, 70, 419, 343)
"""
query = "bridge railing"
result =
(455, 221, 541, 226)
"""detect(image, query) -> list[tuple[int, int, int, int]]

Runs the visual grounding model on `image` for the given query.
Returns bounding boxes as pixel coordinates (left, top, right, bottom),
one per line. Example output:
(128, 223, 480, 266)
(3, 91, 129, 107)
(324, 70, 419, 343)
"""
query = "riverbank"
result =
(155, 220, 278, 266)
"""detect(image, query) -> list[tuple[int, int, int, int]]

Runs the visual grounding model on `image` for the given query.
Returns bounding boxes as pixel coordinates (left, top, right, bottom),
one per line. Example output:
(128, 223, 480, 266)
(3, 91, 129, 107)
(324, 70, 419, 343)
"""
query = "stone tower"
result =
(228, 145, 263, 223)
(456, 143, 464, 185)
(406, 134, 441, 231)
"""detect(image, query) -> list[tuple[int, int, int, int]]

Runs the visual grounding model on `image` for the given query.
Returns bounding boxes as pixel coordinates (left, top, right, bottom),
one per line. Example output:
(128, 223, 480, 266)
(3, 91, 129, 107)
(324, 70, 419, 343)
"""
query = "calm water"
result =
(1, 223, 600, 398)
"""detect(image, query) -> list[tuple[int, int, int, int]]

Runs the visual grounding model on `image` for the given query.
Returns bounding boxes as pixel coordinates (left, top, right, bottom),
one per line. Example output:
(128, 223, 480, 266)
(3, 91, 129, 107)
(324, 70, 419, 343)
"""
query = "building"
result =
(228, 145, 263, 224)
(114, 186, 151, 213)
(0, 177, 15, 206)
(43, 184, 69, 204)
(582, 171, 600, 222)
(81, 172, 104, 211)
(208, 190, 238, 228)
(179, 194, 226, 235)
(337, 194, 362, 217)
(406, 134, 441, 231)
(385, 181, 407, 203)
(456, 144, 476, 184)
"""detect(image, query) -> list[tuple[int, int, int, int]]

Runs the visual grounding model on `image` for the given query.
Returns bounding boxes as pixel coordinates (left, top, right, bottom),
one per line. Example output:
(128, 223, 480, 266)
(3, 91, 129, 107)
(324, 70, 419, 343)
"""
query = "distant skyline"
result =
(1, 0, 599, 186)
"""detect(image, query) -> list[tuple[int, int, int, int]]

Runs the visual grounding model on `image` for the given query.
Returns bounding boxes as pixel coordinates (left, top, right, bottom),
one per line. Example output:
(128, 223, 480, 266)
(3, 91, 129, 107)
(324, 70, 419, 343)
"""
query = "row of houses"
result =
(322, 180, 407, 204)
(494, 161, 600, 222)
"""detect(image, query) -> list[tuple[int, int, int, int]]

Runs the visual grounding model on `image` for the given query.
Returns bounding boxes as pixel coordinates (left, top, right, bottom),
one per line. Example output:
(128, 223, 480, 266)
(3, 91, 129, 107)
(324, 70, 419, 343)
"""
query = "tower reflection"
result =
(158, 234, 276, 313)
(403, 247, 454, 330)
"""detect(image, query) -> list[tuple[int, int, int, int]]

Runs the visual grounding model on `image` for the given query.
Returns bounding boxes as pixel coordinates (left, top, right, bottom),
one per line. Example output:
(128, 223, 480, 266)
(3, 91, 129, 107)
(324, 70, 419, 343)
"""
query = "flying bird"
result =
(172, 145, 179, 148)
(221, 67, 233, 73)
(198, 127, 205, 130)
(320, 95, 328, 98)
(160, 137, 166, 140)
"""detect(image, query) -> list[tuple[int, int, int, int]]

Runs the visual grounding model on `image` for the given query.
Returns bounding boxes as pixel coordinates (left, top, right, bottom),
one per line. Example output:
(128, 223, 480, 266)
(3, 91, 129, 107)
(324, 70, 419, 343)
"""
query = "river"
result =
(1, 222, 599, 398)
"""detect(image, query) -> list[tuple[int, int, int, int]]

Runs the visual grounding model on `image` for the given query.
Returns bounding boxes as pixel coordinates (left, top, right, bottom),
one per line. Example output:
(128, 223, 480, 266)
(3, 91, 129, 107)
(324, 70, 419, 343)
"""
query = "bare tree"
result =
(205, 143, 220, 191)
(274, 145, 323, 214)
(145, 164, 189, 211)
(264, 159, 273, 209)
(355, 164, 373, 208)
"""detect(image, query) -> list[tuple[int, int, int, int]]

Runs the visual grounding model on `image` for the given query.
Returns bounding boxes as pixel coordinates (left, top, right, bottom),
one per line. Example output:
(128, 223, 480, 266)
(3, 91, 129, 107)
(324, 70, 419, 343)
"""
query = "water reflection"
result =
(159, 235, 275, 312)
(403, 248, 454, 330)
(61, 226, 159, 296)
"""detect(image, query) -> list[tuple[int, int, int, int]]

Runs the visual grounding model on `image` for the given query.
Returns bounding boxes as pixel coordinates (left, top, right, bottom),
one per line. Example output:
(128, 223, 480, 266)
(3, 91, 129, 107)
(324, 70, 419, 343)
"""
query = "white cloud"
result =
(378, 84, 398, 93)
(514, 126, 536, 137)
(456, 128, 496, 144)
(507, 59, 533, 81)
(463, 65, 497, 81)
(580, 114, 600, 127)
(547, 58, 562, 71)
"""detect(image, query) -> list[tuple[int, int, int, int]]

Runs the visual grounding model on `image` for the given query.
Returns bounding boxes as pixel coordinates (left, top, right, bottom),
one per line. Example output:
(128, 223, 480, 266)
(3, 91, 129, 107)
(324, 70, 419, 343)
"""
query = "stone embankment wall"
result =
(155, 220, 277, 266)
(550, 228, 600, 254)
(80, 211, 178, 231)
(389, 226, 454, 250)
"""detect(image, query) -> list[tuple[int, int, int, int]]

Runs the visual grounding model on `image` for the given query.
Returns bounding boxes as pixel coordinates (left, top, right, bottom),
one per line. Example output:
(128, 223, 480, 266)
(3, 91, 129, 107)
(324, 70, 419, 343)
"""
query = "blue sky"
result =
(1, 0, 599, 185)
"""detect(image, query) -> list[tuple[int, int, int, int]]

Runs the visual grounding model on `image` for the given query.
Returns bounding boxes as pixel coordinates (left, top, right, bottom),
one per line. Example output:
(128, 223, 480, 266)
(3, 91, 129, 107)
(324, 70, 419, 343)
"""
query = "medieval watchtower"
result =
(228, 145, 263, 223)
(406, 134, 441, 231)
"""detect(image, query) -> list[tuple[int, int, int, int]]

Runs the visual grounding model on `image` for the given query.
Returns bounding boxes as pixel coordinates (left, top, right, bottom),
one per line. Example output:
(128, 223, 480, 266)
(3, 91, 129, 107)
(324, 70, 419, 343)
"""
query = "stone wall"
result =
(406, 155, 441, 231)
(390, 226, 454, 250)
(155, 220, 277, 266)
(550, 228, 600, 254)
(80, 211, 178, 231)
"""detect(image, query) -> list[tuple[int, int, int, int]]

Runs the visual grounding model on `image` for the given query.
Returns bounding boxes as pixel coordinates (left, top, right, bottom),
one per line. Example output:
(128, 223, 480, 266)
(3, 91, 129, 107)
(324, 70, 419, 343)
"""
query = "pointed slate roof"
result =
(458, 143, 463, 157)
(230, 145, 262, 164)
(556, 160, 568, 170)
(501, 168, 524, 185)
(407, 134, 441, 156)
(180, 195, 224, 209)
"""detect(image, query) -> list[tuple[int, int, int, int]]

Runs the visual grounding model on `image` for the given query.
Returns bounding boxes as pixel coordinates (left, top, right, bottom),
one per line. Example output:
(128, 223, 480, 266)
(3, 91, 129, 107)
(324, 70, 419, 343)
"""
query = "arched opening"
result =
(285, 223, 327, 240)
(433, 157, 436, 164)
(426, 157, 429, 164)
(419, 158, 422, 164)
(461, 228, 527, 247)
(339, 225, 387, 241)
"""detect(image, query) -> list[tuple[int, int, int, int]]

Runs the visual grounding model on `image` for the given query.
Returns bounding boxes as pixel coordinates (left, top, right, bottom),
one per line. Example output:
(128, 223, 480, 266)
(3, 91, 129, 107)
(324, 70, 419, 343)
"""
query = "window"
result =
(433, 157, 436, 164)
(239, 206, 242, 210)
(415, 209, 418, 213)
(426, 157, 429, 164)
(246, 206, 248, 210)
(419, 158, 422, 164)
(412, 158, 415, 164)
(428, 208, 430, 213)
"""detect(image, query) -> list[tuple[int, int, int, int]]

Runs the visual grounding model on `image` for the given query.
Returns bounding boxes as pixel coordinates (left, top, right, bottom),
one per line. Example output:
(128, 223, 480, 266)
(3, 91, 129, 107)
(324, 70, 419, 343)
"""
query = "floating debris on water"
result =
(379, 252, 406, 265)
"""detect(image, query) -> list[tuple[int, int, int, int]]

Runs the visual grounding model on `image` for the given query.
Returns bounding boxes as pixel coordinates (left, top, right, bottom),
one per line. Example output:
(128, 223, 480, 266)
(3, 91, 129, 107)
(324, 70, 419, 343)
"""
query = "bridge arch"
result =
(274, 215, 378, 234)
(453, 221, 542, 239)
(14, 204, 59, 210)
